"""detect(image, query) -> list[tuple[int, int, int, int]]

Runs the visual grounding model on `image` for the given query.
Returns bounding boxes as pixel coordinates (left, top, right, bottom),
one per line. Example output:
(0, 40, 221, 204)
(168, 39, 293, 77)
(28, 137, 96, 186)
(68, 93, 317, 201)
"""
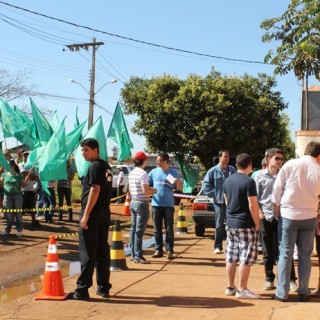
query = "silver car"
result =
(192, 188, 215, 237)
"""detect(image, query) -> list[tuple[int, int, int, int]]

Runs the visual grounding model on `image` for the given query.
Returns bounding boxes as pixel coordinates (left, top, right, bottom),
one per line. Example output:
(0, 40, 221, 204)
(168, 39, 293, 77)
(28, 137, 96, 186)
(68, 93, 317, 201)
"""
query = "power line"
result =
(0, 1, 269, 66)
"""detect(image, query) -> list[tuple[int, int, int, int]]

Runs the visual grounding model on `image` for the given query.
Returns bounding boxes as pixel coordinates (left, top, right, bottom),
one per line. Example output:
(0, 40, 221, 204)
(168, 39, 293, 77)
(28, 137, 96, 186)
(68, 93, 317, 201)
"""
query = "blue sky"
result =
(0, 1, 316, 154)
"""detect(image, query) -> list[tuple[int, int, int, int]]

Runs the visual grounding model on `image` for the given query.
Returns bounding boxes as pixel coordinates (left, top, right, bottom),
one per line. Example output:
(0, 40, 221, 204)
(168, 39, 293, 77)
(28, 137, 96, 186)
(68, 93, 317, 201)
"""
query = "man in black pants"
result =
(72, 138, 113, 300)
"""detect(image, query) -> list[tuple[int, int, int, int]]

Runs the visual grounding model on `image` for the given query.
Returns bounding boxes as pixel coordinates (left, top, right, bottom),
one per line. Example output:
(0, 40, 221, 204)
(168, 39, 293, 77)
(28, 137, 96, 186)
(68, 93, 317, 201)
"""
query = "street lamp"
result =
(68, 78, 117, 128)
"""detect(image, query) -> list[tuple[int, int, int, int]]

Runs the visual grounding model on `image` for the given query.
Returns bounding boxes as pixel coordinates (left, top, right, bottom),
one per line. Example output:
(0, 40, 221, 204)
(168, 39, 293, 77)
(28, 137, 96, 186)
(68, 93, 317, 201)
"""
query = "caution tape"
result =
(174, 193, 196, 199)
(0, 194, 126, 213)
(54, 220, 132, 239)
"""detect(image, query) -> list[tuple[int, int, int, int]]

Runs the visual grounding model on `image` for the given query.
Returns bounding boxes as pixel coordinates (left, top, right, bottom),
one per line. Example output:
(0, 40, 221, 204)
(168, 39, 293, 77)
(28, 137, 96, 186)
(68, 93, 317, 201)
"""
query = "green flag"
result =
(74, 117, 107, 179)
(38, 117, 67, 181)
(107, 102, 133, 162)
(0, 99, 15, 138)
(176, 154, 199, 194)
(0, 149, 11, 172)
(30, 98, 53, 146)
(49, 110, 60, 132)
(14, 106, 38, 150)
(66, 120, 87, 158)
(25, 145, 45, 170)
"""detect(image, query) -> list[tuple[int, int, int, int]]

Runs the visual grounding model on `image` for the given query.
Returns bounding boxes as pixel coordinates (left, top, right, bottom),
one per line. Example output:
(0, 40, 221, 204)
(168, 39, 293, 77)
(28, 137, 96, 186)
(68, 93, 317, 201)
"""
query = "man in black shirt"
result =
(222, 153, 260, 299)
(72, 138, 113, 300)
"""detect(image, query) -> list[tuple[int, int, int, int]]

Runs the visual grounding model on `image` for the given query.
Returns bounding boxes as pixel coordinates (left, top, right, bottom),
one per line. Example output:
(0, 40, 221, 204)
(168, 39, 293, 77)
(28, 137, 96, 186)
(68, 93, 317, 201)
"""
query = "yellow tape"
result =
(54, 220, 131, 239)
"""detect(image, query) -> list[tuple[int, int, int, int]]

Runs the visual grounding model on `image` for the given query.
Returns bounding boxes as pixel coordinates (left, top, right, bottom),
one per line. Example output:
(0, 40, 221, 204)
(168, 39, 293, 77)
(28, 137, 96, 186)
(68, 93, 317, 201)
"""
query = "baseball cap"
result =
(134, 151, 148, 160)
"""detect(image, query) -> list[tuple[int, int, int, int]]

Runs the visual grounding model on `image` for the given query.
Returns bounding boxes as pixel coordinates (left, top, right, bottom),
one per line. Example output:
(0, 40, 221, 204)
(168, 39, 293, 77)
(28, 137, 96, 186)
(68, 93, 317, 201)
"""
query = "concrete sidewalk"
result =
(0, 233, 319, 320)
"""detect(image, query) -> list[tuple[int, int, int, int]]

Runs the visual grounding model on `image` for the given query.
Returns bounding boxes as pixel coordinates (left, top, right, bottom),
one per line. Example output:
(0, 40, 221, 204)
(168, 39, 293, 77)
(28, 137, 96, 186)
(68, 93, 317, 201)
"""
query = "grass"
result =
(71, 173, 82, 203)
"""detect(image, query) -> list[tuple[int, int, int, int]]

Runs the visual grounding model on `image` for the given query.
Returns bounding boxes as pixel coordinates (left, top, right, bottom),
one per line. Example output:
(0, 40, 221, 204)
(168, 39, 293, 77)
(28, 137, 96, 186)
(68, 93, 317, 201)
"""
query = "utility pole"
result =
(66, 38, 104, 128)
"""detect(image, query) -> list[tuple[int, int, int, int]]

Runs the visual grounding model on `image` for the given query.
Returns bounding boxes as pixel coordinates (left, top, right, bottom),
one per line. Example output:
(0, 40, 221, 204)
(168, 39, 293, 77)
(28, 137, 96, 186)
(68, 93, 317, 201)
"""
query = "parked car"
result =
(192, 188, 215, 237)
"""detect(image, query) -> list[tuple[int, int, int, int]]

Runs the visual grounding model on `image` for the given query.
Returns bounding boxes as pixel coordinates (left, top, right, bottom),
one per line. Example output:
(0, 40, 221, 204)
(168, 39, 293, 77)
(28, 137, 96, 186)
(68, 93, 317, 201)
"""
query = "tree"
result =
(121, 70, 293, 169)
(0, 70, 35, 101)
(261, 0, 320, 80)
(111, 145, 119, 159)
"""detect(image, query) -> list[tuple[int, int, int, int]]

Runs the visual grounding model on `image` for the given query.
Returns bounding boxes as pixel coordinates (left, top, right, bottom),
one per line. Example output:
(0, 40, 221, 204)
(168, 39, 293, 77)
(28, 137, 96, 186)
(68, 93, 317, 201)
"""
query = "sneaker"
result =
(16, 232, 23, 237)
(134, 257, 150, 264)
(290, 280, 298, 292)
(152, 250, 163, 258)
(0, 230, 9, 235)
(263, 281, 276, 291)
(225, 287, 237, 296)
(236, 289, 261, 299)
(167, 251, 174, 260)
(214, 248, 224, 254)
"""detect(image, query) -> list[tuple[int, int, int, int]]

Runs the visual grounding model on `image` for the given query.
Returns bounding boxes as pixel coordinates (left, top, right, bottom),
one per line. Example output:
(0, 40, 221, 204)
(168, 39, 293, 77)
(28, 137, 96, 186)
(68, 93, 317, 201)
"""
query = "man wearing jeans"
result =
(149, 153, 182, 260)
(272, 141, 320, 302)
(203, 150, 236, 253)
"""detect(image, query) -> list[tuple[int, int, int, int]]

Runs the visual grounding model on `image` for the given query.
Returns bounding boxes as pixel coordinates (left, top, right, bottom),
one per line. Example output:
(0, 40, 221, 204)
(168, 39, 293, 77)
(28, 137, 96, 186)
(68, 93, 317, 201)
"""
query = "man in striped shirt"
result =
(129, 151, 157, 264)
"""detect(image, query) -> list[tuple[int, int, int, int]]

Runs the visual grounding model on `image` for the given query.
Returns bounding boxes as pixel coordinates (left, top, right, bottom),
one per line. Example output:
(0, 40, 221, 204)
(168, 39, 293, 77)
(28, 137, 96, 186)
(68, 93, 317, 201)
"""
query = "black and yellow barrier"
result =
(110, 219, 128, 271)
(176, 203, 188, 234)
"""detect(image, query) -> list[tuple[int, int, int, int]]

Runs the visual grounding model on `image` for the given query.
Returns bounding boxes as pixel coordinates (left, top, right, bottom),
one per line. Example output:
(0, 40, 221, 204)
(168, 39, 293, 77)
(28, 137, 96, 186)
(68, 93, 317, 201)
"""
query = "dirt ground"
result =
(0, 200, 194, 289)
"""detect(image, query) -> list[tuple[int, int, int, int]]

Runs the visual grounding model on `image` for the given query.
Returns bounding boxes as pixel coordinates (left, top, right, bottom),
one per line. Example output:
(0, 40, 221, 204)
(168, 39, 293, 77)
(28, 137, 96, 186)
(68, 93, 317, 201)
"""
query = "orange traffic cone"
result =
(122, 192, 131, 216)
(110, 220, 128, 271)
(34, 235, 68, 300)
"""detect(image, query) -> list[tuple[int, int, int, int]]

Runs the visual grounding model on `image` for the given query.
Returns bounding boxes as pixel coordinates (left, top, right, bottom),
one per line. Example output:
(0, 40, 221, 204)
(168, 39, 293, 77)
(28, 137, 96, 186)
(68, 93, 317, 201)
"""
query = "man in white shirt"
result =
(272, 141, 320, 302)
(116, 166, 125, 204)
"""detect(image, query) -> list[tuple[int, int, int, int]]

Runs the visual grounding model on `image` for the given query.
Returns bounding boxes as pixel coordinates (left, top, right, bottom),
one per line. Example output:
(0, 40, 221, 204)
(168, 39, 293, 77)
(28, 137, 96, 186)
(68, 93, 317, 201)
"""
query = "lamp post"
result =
(68, 78, 117, 128)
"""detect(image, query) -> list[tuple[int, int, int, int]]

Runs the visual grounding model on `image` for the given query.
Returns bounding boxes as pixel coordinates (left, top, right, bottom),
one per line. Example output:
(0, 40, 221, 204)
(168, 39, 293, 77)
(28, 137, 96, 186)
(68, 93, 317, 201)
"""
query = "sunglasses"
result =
(274, 157, 284, 161)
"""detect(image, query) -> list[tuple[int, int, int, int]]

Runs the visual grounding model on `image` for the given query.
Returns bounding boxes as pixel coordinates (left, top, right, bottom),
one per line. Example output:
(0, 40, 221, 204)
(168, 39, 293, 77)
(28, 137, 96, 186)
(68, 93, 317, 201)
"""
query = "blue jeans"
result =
(276, 217, 317, 299)
(152, 206, 174, 253)
(130, 201, 150, 259)
(213, 203, 226, 250)
(4, 194, 23, 233)
(43, 188, 56, 222)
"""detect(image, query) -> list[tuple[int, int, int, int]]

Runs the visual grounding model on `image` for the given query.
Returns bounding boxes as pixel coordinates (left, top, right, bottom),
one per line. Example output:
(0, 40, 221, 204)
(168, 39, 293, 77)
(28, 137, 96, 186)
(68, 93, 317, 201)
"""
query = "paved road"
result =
(0, 203, 320, 319)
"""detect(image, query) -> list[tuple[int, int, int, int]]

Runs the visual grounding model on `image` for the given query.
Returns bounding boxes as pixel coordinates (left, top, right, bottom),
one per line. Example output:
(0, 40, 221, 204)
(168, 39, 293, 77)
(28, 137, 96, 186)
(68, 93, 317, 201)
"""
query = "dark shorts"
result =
(0, 187, 4, 200)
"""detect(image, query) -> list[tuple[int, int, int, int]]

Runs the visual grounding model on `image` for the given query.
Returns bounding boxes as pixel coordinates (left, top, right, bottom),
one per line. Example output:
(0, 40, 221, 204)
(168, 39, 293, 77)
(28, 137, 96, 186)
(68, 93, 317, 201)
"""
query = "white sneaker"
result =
(16, 231, 23, 237)
(0, 230, 9, 235)
(225, 287, 237, 296)
(290, 281, 298, 292)
(214, 248, 224, 254)
(236, 289, 261, 299)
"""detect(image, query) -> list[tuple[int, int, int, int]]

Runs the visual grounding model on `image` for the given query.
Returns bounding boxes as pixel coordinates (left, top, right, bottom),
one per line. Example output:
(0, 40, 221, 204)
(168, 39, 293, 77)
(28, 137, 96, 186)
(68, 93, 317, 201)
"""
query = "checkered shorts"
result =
(225, 227, 258, 266)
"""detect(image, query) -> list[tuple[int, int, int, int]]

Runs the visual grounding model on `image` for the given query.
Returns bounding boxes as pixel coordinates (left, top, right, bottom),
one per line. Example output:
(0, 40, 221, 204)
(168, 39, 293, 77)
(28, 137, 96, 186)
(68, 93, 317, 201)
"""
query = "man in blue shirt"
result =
(203, 150, 236, 253)
(149, 153, 182, 259)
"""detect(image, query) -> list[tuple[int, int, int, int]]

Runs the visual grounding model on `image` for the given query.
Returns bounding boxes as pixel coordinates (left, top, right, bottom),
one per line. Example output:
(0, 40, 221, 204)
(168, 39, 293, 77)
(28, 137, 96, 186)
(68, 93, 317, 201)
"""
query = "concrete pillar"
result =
(295, 130, 320, 158)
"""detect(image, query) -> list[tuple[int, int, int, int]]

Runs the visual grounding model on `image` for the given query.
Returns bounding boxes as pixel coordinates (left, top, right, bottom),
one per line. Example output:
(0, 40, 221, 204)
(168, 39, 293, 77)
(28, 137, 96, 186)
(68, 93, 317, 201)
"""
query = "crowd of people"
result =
(0, 148, 75, 236)
(2, 139, 320, 303)
(202, 143, 320, 301)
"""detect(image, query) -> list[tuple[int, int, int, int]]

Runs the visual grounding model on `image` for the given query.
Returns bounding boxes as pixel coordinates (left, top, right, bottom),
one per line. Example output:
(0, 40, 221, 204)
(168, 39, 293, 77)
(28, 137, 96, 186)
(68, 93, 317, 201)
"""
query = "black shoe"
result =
(69, 291, 90, 301)
(271, 294, 287, 302)
(68, 214, 73, 222)
(58, 214, 63, 221)
(96, 290, 109, 298)
(152, 250, 164, 258)
(298, 294, 311, 302)
(31, 220, 42, 227)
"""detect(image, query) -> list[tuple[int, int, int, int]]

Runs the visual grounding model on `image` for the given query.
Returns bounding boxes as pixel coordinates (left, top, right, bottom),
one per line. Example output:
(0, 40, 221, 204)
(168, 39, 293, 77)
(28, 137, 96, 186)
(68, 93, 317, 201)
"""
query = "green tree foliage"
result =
(121, 70, 293, 169)
(261, 0, 320, 80)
